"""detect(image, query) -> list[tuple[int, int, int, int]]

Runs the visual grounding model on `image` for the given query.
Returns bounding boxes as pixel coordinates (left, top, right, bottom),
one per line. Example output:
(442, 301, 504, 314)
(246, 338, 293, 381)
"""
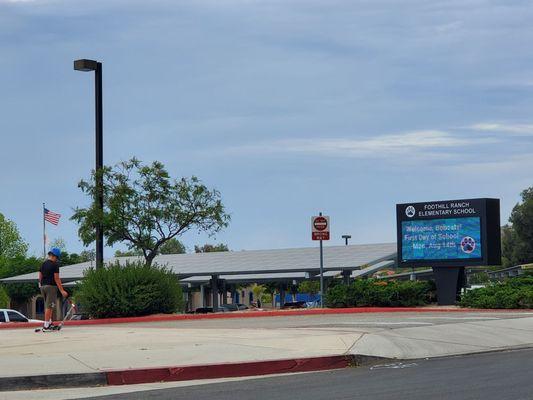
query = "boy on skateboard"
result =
(38, 247, 68, 331)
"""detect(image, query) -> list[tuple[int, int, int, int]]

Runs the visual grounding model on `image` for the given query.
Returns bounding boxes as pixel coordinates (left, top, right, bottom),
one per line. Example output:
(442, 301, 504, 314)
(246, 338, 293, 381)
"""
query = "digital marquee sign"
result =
(396, 198, 501, 268)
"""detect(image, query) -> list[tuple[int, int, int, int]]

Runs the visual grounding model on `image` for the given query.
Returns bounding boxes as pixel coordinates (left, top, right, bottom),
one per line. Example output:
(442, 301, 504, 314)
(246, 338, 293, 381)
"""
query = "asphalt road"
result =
(86, 348, 533, 400)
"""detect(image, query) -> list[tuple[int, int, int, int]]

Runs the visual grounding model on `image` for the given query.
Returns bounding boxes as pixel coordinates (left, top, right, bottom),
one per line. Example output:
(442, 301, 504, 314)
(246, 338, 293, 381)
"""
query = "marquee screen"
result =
(401, 217, 482, 261)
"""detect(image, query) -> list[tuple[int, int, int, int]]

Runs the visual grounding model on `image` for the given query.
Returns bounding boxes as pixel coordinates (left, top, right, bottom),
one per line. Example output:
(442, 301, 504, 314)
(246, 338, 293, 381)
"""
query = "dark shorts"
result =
(40, 285, 58, 309)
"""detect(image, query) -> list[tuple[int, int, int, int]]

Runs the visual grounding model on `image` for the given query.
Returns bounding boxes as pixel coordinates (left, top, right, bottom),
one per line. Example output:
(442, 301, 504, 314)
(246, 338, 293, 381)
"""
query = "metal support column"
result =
(200, 284, 205, 307)
(221, 280, 228, 305)
(211, 275, 219, 311)
(279, 284, 286, 308)
(94, 62, 104, 269)
(319, 239, 324, 307)
(341, 270, 351, 285)
(231, 285, 237, 304)
(433, 267, 465, 305)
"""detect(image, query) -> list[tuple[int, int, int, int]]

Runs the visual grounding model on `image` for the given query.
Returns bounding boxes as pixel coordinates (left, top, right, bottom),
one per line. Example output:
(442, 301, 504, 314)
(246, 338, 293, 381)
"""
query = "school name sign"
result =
(396, 198, 502, 268)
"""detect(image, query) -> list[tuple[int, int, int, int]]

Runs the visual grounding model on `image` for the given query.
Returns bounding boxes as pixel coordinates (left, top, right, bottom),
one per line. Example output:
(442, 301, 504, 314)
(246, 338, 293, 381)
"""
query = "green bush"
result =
(325, 279, 434, 308)
(0, 256, 41, 303)
(460, 276, 533, 309)
(0, 285, 10, 308)
(76, 261, 184, 318)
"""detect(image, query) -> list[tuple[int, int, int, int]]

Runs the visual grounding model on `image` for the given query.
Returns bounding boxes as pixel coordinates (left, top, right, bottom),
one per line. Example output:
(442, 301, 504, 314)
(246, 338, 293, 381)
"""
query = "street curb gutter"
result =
(0, 372, 106, 392)
(0, 355, 386, 392)
(105, 354, 385, 386)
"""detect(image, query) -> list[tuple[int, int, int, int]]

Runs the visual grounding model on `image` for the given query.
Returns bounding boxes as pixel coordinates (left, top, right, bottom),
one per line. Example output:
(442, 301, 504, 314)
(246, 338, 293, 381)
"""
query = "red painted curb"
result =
(105, 355, 352, 385)
(1, 307, 531, 330)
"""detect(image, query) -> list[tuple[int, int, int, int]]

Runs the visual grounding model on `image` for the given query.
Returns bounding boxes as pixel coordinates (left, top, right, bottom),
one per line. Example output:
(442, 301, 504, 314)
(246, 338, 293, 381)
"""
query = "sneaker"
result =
(42, 324, 55, 331)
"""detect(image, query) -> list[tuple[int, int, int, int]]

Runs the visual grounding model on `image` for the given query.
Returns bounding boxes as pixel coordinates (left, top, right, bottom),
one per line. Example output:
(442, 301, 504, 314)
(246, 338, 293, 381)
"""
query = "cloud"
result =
(467, 123, 533, 136)
(224, 130, 497, 159)
(449, 153, 533, 175)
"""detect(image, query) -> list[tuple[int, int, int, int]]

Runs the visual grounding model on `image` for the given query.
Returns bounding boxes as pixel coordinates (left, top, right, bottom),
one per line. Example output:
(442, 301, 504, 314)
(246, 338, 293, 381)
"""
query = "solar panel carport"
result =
(2, 243, 396, 309)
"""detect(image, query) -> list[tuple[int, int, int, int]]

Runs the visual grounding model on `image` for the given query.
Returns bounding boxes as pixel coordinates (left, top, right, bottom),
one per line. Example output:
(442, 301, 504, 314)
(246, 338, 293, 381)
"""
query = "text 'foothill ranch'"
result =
(417, 202, 476, 217)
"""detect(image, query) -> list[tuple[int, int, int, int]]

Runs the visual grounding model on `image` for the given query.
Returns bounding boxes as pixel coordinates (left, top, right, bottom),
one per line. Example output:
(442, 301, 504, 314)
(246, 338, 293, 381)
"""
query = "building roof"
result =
(488, 263, 533, 275)
(378, 268, 434, 281)
(1, 243, 397, 283)
(180, 260, 396, 285)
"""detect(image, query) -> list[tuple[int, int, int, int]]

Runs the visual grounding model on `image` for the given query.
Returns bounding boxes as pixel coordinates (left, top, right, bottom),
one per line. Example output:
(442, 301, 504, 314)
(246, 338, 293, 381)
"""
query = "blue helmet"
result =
(48, 247, 61, 259)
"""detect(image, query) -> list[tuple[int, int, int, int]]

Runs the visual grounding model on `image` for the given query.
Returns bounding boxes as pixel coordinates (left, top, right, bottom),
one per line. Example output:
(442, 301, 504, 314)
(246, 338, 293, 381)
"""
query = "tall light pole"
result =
(342, 235, 351, 246)
(74, 59, 103, 269)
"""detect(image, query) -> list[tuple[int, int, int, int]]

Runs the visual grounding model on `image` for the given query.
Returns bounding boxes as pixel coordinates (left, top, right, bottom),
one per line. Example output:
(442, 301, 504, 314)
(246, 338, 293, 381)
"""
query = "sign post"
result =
(312, 213, 330, 307)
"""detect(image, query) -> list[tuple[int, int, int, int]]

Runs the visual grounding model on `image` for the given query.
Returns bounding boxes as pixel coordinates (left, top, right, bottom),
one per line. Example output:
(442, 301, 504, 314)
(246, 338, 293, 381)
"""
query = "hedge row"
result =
(0, 285, 9, 308)
(325, 279, 435, 308)
(76, 261, 184, 318)
(460, 276, 533, 309)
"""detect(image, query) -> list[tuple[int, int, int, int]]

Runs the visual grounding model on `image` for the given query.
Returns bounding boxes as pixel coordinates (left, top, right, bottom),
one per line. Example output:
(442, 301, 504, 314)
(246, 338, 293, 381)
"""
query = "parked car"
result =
(218, 304, 239, 312)
(281, 301, 307, 309)
(0, 309, 43, 323)
(219, 303, 250, 312)
(194, 307, 214, 314)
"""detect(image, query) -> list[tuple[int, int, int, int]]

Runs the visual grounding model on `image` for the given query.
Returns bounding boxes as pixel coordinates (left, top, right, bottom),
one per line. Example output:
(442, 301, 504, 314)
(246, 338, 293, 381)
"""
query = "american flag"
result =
(44, 208, 61, 225)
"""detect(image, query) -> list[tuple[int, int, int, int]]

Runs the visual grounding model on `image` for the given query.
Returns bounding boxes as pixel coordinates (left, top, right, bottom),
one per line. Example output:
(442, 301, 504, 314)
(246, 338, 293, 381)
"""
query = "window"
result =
(7, 311, 27, 323)
(0, 312, 5, 322)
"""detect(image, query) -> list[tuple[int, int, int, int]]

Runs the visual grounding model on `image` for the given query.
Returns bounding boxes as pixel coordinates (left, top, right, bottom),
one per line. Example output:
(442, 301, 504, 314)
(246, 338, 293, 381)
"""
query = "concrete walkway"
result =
(1, 310, 532, 381)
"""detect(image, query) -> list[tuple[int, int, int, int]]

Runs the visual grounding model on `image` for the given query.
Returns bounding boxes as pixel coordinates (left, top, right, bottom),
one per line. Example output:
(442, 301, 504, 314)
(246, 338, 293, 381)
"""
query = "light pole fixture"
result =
(74, 59, 104, 269)
(342, 235, 351, 246)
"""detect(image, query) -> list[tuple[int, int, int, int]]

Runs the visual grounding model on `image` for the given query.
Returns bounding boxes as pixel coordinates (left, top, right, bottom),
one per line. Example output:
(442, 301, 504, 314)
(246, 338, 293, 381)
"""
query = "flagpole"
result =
(43, 203, 46, 259)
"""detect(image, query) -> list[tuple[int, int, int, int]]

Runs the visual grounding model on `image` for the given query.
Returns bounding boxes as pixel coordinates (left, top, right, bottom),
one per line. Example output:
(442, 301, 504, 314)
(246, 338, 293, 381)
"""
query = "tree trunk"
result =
(145, 251, 156, 266)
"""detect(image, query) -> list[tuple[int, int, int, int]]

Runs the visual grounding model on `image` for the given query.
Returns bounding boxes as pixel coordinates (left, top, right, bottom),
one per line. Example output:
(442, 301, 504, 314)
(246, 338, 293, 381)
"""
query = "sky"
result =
(0, 0, 532, 257)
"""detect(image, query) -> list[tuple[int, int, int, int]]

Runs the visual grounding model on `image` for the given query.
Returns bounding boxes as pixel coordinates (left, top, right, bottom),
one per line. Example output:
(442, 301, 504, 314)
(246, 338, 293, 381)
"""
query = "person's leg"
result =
(42, 286, 57, 328)
(44, 307, 53, 327)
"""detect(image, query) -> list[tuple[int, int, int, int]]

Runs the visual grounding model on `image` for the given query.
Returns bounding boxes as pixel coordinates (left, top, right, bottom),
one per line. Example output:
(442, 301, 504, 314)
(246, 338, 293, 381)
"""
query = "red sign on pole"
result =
(312, 215, 330, 240)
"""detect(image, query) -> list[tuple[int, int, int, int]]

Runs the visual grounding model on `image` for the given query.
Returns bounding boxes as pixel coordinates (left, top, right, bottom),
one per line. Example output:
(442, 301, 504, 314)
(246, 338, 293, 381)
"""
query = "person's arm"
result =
(38, 271, 43, 288)
(54, 272, 68, 298)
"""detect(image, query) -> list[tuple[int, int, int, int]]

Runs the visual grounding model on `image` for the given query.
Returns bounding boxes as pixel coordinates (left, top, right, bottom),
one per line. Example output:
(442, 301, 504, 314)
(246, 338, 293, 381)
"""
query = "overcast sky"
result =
(1, 0, 532, 256)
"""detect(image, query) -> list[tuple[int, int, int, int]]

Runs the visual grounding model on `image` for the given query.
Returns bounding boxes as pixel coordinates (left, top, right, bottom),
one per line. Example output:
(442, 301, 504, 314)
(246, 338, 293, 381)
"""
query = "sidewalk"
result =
(1, 310, 532, 391)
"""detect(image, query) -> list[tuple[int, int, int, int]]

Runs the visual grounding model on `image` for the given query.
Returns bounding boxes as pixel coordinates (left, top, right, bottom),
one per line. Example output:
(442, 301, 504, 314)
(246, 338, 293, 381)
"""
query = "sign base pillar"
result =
(432, 267, 465, 305)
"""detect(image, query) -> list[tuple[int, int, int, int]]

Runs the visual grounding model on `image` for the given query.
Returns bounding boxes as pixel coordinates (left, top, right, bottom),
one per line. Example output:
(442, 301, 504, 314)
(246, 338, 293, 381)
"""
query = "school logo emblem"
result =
(460, 236, 476, 254)
(405, 206, 416, 218)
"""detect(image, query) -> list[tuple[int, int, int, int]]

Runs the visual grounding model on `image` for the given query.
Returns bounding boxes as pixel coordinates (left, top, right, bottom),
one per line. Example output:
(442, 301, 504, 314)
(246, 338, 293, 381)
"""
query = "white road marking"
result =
(333, 322, 434, 325)
(406, 316, 500, 320)
(371, 362, 418, 370)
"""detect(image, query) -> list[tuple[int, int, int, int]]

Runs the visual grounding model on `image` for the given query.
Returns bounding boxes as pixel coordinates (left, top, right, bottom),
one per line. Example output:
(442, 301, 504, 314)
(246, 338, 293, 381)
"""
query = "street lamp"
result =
(342, 235, 351, 246)
(74, 59, 103, 269)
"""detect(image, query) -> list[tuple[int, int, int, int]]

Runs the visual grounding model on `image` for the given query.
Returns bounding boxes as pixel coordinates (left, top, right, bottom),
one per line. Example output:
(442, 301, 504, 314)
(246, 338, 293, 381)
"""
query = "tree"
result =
(298, 280, 320, 295)
(251, 284, 265, 301)
(47, 239, 95, 266)
(0, 285, 9, 308)
(115, 239, 185, 257)
(115, 249, 143, 257)
(194, 243, 229, 253)
(49, 238, 67, 252)
(263, 282, 282, 307)
(0, 256, 40, 303)
(72, 158, 230, 266)
(0, 213, 28, 259)
(79, 250, 96, 262)
(160, 238, 186, 255)
(503, 187, 533, 266)
(501, 225, 516, 267)
(61, 251, 95, 266)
